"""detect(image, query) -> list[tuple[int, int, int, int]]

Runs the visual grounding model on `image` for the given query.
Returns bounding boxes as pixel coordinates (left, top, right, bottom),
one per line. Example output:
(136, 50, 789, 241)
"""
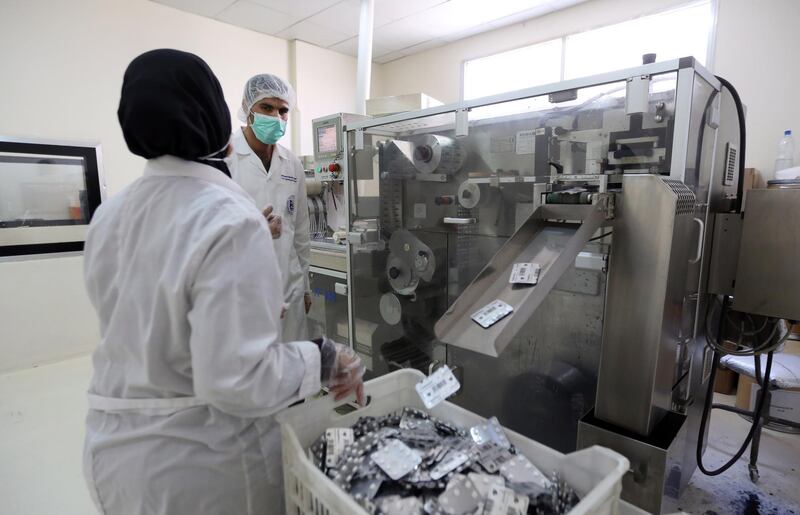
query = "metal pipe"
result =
(355, 0, 374, 115)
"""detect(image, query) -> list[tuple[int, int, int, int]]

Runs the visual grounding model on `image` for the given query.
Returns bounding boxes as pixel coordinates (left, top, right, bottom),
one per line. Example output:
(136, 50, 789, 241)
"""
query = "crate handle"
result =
(316, 369, 427, 419)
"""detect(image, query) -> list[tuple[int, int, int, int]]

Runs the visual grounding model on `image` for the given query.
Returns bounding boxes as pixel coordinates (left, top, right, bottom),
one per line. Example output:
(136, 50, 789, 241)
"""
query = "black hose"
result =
(715, 75, 747, 213)
(696, 297, 777, 476)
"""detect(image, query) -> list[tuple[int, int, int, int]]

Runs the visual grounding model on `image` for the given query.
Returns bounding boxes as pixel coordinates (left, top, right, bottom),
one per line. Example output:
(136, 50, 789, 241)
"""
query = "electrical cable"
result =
(704, 296, 790, 356)
(696, 295, 778, 476)
(714, 76, 747, 213)
(697, 348, 773, 475)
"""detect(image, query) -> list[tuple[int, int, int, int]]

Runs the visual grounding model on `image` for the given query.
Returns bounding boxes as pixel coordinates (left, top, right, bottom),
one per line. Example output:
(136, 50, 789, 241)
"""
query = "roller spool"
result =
(307, 196, 326, 239)
(412, 134, 466, 175)
(457, 181, 481, 209)
(305, 178, 323, 196)
(386, 255, 419, 296)
(379, 293, 402, 325)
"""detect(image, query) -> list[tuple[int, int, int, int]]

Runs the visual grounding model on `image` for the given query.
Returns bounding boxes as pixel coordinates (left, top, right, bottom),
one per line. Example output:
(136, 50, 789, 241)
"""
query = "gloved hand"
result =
(318, 337, 366, 405)
(262, 205, 282, 239)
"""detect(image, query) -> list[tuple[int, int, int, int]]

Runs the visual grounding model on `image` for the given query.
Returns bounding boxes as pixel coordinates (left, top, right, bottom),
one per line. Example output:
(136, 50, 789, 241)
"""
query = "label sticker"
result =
(515, 130, 537, 155)
(509, 262, 541, 285)
(325, 428, 355, 468)
(370, 440, 422, 480)
(416, 366, 461, 409)
(490, 136, 515, 154)
(471, 299, 514, 329)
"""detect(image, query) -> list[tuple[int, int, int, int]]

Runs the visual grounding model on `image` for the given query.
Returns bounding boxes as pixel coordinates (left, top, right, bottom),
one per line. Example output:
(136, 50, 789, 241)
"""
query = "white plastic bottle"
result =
(774, 129, 795, 172)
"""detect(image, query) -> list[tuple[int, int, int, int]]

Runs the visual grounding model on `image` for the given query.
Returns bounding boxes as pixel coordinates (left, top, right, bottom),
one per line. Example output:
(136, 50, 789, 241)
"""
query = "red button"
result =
(328, 163, 340, 172)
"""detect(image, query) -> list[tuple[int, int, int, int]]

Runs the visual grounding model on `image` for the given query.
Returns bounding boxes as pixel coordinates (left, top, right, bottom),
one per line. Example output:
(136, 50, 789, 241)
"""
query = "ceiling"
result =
(151, 0, 589, 64)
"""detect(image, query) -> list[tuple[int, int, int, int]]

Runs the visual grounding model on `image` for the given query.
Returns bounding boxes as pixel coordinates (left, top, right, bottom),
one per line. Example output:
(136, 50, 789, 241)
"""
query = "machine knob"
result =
(388, 267, 401, 279)
(328, 162, 340, 172)
(414, 251, 429, 272)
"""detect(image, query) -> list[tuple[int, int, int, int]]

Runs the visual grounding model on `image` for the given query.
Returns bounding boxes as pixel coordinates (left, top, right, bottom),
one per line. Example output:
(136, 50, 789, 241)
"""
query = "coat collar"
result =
(143, 156, 250, 198)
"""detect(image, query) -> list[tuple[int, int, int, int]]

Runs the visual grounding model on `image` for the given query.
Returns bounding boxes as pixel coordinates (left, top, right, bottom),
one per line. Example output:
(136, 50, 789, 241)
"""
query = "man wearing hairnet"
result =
(231, 74, 312, 341)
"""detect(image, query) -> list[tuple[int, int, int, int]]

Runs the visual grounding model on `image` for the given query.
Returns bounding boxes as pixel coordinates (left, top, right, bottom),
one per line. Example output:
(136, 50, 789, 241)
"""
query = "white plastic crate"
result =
(277, 369, 629, 515)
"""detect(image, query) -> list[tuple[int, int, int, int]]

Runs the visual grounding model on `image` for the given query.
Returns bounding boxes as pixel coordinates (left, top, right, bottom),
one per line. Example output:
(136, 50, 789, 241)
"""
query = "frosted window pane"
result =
(564, 1, 713, 79)
(463, 38, 563, 100)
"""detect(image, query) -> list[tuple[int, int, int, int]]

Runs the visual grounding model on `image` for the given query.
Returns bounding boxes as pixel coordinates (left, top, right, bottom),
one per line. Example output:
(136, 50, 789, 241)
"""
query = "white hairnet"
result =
(238, 73, 296, 122)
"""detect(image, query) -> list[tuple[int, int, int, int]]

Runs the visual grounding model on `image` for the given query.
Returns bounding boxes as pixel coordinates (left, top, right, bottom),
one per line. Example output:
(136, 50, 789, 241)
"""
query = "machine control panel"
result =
(314, 159, 342, 180)
(312, 112, 370, 182)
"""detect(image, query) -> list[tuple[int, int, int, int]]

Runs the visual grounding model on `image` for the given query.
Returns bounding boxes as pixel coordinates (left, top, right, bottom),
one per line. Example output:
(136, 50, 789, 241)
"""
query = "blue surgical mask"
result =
(250, 112, 286, 144)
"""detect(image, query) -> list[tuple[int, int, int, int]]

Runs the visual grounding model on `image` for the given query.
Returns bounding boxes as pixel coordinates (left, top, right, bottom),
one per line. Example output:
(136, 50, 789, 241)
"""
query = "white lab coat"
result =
(82, 156, 321, 515)
(230, 129, 311, 341)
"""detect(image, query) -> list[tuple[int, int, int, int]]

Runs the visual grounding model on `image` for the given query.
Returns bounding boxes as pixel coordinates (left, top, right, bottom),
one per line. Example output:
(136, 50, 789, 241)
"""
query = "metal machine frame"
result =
(339, 57, 748, 512)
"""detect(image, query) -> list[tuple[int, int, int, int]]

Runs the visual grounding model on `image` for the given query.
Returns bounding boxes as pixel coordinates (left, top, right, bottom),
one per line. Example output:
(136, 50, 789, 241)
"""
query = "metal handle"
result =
(443, 217, 477, 225)
(689, 217, 705, 264)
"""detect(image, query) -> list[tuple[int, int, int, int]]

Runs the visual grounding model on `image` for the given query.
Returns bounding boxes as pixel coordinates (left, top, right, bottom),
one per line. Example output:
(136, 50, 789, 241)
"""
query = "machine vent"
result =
(724, 143, 738, 186)
(662, 179, 696, 215)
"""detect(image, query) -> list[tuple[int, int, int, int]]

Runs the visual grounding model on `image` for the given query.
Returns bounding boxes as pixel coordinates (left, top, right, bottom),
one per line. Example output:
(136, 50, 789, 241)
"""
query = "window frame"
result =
(0, 137, 107, 258)
(460, 0, 717, 101)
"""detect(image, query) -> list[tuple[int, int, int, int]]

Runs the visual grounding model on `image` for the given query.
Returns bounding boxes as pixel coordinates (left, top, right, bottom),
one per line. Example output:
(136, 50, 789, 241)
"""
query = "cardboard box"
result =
(743, 168, 756, 192)
(735, 374, 800, 424)
(714, 366, 738, 395)
(744, 167, 767, 189)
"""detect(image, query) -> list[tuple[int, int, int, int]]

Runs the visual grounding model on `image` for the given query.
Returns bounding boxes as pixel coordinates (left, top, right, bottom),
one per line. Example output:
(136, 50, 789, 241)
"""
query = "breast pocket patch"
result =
(286, 195, 296, 215)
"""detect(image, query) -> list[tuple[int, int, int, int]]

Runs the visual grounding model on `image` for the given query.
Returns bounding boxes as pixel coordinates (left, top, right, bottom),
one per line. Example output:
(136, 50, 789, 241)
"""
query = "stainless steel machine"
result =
(336, 57, 798, 512)
(306, 113, 370, 343)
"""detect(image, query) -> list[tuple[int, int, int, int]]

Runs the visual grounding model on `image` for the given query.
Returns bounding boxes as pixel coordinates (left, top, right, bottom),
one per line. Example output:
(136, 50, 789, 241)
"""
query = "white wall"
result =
(713, 0, 800, 179)
(0, 0, 368, 372)
(0, 256, 96, 373)
(292, 40, 355, 156)
(376, 0, 800, 178)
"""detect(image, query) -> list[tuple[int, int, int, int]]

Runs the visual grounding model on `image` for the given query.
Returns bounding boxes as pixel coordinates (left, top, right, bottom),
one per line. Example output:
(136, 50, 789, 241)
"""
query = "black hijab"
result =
(118, 49, 232, 176)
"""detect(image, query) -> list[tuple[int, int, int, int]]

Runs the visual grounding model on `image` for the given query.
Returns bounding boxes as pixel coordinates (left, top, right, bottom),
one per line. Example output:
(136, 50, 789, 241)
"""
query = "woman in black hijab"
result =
(117, 48, 232, 175)
(82, 49, 364, 515)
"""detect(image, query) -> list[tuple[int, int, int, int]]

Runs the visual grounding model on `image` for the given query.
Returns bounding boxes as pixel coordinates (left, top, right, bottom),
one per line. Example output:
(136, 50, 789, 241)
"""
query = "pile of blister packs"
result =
(307, 407, 580, 514)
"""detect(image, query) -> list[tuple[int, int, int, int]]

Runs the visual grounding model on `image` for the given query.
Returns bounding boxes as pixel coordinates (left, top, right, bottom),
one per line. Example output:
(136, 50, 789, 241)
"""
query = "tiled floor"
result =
(1, 357, 799, 514)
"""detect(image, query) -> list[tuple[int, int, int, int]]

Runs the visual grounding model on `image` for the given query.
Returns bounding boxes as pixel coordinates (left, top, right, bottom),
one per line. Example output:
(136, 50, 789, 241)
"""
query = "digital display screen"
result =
(317, 125, 338, 154)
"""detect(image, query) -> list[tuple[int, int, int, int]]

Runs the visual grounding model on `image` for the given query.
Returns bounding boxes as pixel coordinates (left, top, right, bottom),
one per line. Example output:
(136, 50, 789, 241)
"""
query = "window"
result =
(462, 1, 714, 100)
(463, 38, 562, 100)
(564, 1, 714, 79)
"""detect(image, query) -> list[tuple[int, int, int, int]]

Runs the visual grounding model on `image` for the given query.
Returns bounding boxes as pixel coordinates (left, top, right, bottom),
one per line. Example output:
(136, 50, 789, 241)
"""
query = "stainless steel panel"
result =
(595, 175, 696, 435)
(307, 268, 350, 343)
(435, 204, 608, 357)
(578, 410, 687, 514)
(449, 258, 608, 453)
(733, 188, 800, 320)
(707, 213, 742, 296)
(345, 58, 699, 132)
(310, 246, 347, 273)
